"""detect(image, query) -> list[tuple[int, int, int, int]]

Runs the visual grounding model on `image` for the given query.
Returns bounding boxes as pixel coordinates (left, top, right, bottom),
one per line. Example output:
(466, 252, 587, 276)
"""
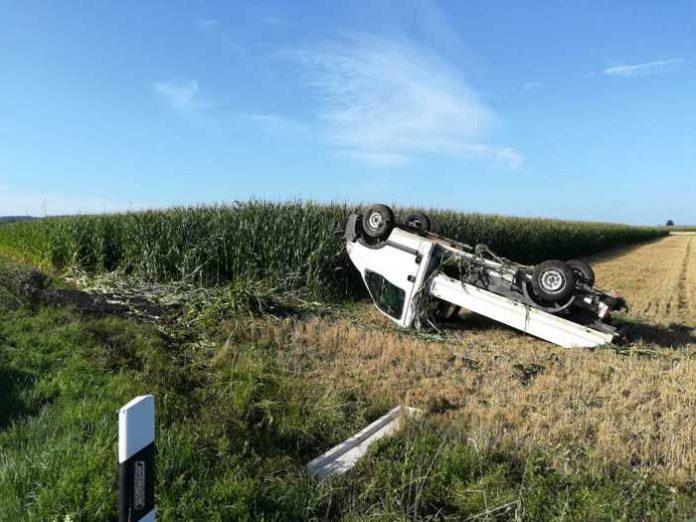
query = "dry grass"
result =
(227, 235, 696, 486)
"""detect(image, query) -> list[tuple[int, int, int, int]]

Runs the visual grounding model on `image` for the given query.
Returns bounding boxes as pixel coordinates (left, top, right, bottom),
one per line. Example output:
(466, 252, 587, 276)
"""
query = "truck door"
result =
(348, 228, 434, 327)
(364, 270, 408, 321)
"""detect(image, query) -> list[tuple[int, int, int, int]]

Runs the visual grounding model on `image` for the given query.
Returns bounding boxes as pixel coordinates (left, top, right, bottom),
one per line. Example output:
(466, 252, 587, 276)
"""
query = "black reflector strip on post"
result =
(119, 395, 155, 522)
(119, 442, 155, 520)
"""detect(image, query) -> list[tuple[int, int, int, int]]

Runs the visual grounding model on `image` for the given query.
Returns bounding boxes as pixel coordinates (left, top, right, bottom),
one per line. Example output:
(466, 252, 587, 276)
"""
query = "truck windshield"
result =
(364, 270, 406, 320)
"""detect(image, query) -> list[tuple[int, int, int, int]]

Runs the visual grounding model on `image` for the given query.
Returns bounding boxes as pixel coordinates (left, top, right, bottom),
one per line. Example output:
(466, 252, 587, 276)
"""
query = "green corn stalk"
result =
(0, 201, 668, 301)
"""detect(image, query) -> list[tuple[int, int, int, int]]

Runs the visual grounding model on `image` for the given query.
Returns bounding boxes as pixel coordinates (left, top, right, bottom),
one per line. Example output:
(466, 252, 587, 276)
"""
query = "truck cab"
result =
(346, 221, 436, 327)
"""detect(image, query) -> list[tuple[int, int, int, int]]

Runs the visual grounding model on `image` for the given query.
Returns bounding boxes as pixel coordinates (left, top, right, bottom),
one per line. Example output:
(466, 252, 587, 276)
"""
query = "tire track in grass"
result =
(677, 237, 692, 322)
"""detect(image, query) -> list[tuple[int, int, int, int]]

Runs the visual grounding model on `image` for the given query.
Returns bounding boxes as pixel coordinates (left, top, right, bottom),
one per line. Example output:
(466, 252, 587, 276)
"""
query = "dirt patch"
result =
(512, 362, 545, 385)
(0, 259, 174, 319)
(0, 263, 49, 304)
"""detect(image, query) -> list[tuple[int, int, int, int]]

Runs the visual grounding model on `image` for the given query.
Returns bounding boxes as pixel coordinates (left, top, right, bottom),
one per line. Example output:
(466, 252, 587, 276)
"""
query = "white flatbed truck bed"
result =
(429, 274, 615, 348)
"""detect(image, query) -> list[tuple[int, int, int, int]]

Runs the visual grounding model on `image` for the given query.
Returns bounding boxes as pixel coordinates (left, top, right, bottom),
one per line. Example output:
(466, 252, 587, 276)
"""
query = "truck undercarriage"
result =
(346, 204, 627, 348)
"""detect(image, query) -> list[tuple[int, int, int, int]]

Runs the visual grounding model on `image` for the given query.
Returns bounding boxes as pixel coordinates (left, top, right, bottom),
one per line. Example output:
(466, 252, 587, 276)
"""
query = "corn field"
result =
(0, 201, 667, 300)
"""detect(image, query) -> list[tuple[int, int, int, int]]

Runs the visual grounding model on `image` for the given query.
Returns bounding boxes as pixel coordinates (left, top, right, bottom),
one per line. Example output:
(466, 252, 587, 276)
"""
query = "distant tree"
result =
(0, 216, 34, 224)
(666, 220, 674, 226)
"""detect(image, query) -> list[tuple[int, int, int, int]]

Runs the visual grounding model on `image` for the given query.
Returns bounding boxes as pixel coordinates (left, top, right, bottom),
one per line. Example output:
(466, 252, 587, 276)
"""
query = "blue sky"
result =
(1, 1, 694, 224)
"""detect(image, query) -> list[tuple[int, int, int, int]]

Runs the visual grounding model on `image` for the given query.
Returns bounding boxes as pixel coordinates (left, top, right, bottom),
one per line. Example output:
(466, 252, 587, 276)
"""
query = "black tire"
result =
(532, 260, 576, 303)
(361, 204, 395, 240)
(567, 259, 595, 287)
(404, 212, 432, 233)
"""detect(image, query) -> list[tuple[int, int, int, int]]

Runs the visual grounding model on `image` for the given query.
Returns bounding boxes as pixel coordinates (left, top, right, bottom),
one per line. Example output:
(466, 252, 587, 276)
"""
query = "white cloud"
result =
(495, 148, 525, 170)
(153, 79, 210, 111)
(290, 35, 523, 169)
(195, 18, 244, 53)
(342, 150, 411, 167)
(196, 18, 218, 30)
(602, 58, 683, 77)
(522, 81, 543, 91)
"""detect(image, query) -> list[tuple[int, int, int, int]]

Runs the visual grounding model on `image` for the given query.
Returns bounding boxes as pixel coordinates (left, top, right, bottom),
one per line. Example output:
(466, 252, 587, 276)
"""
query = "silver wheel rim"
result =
(368, 212, 383, 231)
(541, 269, 564, 293)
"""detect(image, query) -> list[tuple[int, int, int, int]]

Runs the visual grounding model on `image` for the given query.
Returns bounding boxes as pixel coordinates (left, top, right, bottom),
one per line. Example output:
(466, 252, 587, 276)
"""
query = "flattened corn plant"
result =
(0, 201, 667, 300)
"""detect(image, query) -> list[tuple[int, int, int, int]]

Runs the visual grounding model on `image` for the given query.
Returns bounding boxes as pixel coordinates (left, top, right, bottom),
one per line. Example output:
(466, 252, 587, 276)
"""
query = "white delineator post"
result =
(119, 395, 155, 522)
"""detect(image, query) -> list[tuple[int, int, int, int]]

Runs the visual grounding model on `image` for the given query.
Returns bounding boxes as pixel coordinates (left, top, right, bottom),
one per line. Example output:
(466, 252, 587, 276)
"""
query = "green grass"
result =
(0, 308, 143, 519)
(0, 281, 691, 521)
(0, 201, 667, 300)
(0, 290, 380, 520)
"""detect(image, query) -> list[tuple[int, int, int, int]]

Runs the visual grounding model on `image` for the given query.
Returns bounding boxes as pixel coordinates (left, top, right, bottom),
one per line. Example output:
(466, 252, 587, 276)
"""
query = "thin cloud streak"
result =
(522, 81, 543, 91)
(342, 150, 411, 167)
(496, 148, 525, 169)
(602, 58, 683, 77)
(290, 35, 524, 169)
(195, 18, 219, 29)
(153, 79, 211, 111)
(240, 112, 316, 141)
(194, 18, 244, 53)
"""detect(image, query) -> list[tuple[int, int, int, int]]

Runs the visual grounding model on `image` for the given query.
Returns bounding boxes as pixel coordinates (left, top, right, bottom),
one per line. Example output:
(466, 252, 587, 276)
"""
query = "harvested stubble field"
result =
(1, 208, 694, 520)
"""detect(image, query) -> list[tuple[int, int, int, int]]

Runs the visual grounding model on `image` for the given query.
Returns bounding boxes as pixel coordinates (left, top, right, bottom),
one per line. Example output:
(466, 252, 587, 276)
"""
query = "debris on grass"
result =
(307, 405, 421, 477)
(512, 363, 546, 385)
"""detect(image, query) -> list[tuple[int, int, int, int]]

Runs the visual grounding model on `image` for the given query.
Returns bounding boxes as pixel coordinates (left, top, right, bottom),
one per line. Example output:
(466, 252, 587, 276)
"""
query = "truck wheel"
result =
(404, 212, 432, 232)
(362, 204, 395, 240)
(567, 259, 595, 287)
(532, 260, 576, 303)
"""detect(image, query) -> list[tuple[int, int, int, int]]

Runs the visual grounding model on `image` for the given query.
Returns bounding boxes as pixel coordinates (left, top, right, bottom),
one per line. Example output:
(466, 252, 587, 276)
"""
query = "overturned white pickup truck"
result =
(345, 204, 627, 348)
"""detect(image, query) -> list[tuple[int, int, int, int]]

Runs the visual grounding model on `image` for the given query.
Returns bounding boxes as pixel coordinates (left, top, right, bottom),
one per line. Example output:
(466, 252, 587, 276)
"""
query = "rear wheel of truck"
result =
(362, 204, 395, 240)
(532, 260, 576, 303)
(404, 212, 432, 232)
(567, 259, 595, 287)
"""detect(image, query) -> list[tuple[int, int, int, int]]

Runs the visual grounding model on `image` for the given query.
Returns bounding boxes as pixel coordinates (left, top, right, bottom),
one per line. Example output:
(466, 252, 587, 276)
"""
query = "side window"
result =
(364, 270, 406, 320)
